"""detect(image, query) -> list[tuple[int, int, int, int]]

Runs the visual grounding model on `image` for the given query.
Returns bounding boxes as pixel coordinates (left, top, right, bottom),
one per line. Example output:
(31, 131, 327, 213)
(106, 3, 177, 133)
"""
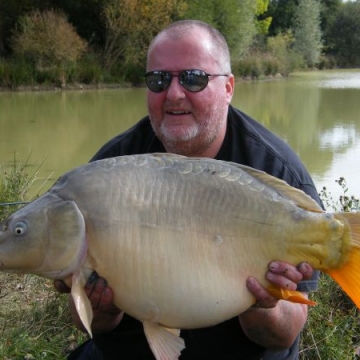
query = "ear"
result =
(225, 74, 235, 104)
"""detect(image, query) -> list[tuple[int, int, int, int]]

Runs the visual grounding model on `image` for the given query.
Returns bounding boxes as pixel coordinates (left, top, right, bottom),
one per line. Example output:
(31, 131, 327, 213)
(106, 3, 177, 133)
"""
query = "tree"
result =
(51, 0, 109, 48)
(318, 0, 342, 52)
(267, 0, 298, 36)
(102, 0, 186, 77)
(256, 0, 272, 35)
(182, 0, 258, 60)
(329, 1, 360, 66)
(0, 0, 52, 55)
(11, 10, 87, 85)
(292, 0, 322, 67)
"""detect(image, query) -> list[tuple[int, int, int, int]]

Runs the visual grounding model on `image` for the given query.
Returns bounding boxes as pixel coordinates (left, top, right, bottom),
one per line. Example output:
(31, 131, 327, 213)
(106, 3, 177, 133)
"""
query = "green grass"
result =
(0, 162, 359, 359)
(0, 274, 88, 359)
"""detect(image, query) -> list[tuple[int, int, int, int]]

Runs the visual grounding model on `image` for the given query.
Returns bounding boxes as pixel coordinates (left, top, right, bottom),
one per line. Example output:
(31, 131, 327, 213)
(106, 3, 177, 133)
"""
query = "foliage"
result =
(256, 0, 272, 35)
(0, 0, 53, 55)
(328, 1, 360, 67)
(11, 10, 87, 85)
(267, 0, 342, 35)
(102, 0, 186, 79)
(300, 178, 360, 359)
(51, 0, 109, 49)
(300, 274, 360, 360)
(319, 0, 343, 52)
(0, 159, 34, 219)
(319, 177, 360, 213)
(267, 0, 298, 36)
(267, 30, 306, 75)
(0, 0, 353, 87)
(0, 55, 36, 88)
(182, 0, 258, 61)
(292, 0, 323, 67)
(267, 0, 341, 58)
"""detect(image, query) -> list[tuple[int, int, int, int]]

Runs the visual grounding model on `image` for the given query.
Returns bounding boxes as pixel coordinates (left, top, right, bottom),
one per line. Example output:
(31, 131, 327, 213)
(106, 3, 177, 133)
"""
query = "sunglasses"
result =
(144, 69, 228, 93)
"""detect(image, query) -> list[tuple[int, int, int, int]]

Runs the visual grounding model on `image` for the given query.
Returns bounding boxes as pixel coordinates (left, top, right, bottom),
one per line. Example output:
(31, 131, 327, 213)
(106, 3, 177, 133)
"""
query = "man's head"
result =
(145, 20, 235, 158)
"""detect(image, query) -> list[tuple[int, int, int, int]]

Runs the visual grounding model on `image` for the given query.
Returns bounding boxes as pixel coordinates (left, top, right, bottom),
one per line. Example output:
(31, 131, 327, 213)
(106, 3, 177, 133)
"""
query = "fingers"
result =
(84, 271, 122, 316)
(266, 261, 303, 291)
(53, 279, 71, 294)
(246, 261, 314, 309)
(297, 262, 313, 280)
(246, 276, 278, 308)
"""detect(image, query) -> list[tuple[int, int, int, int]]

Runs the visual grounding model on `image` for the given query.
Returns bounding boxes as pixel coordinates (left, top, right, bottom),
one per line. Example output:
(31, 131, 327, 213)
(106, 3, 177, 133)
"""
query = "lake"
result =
(1, 69, 360, 206)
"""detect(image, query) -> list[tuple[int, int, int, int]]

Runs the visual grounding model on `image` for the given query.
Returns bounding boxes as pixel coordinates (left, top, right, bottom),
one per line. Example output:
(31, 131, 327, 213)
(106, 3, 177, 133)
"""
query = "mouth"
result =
(166, 110, 191, 116)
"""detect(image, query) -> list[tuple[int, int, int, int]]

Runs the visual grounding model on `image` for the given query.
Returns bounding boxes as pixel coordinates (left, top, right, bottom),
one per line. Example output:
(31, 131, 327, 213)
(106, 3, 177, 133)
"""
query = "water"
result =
(0, 69, 359, 204)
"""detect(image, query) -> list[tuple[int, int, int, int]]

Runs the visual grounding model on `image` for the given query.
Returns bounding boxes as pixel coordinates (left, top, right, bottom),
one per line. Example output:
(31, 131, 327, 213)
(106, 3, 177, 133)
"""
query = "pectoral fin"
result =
(143, 321, 185, 360)
(267, 285, 316, 306)
(71, 270, 94, 337)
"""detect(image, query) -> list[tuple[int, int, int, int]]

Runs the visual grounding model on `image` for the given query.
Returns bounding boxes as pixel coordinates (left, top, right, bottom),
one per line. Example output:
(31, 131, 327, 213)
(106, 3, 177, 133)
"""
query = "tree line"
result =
(0, 0, 359, 89)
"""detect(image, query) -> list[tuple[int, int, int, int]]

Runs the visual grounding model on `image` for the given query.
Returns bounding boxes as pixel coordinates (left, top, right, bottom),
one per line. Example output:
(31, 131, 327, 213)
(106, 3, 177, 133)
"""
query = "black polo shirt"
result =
(76, 105, 320, 360)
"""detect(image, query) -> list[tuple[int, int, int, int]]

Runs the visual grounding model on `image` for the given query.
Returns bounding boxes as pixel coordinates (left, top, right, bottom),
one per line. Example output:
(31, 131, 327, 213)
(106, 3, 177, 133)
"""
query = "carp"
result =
(0, 153, 360, 360)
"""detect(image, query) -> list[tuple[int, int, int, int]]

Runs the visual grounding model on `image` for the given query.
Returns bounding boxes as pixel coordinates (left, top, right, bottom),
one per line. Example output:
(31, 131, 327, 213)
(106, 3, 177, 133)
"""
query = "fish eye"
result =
(14, 221, 27, 236)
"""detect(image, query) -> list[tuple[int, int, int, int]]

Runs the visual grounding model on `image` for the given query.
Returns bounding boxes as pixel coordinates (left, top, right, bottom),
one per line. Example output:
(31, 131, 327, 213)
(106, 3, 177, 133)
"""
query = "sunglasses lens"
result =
(180, 70, 208, 92)
(145, 71, 171, 93)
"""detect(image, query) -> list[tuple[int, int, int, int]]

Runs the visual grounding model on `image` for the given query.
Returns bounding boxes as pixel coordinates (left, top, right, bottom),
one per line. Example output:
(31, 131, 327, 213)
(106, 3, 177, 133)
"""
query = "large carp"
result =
(0, 153, 360, 359)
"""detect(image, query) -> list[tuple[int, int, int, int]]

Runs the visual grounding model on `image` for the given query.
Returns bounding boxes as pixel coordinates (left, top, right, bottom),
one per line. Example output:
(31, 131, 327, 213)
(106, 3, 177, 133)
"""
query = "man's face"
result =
(146, 31, 234, 157)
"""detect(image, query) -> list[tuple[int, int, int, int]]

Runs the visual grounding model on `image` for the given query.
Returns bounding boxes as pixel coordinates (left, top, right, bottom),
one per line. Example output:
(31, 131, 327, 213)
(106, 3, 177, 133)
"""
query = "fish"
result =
(0, 153, 360, 360)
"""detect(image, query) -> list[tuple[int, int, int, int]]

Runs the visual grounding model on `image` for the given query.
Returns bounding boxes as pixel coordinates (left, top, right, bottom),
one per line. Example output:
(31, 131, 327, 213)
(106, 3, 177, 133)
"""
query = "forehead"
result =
(147, 30, 217, 71)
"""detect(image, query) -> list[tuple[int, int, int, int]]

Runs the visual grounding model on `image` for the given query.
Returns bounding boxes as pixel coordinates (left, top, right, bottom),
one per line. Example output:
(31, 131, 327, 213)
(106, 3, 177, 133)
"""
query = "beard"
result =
(152, 107, 226, 157)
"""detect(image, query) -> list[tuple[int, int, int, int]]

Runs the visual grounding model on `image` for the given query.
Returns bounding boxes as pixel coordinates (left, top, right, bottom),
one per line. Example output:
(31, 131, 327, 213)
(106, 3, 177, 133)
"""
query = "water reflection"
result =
(232, 70, 360, 201)
(0, 70, 359, 202)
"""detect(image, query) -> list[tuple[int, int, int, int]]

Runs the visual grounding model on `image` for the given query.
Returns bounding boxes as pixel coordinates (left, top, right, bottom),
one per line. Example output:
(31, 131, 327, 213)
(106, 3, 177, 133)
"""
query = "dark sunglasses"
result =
(144, 69, 228, 93)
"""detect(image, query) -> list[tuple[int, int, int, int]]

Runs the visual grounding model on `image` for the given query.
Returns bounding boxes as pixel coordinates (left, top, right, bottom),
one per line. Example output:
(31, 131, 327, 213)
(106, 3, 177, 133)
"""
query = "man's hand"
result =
(239, 261, 314, 350)
(54, 272, 123, 334)
(247, 261, 313, 308)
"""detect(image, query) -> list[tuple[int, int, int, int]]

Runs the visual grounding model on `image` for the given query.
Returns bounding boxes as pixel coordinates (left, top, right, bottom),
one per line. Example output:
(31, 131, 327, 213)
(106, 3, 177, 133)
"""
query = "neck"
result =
(164, 125, 227, 159)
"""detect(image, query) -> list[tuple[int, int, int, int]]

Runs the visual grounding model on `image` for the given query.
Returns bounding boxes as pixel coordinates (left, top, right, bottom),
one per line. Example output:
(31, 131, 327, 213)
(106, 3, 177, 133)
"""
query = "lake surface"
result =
(1, 69, 360, 206)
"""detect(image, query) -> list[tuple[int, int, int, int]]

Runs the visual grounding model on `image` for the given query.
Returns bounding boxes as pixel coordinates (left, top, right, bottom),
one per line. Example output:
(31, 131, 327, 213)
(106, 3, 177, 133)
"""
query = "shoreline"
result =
(0, 82, 133, 93)
(0, 74, 286, 93)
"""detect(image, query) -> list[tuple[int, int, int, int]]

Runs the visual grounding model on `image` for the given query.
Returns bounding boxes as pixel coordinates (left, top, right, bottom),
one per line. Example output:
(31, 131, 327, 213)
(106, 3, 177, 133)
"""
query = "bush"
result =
(267, 31, 306, 75)
(317, 55, 337, 70)
(11, 10, 87, 86)
(0, 56, 35, 89)
(233, 54, 264, 79)
(77, 54, 104, 84)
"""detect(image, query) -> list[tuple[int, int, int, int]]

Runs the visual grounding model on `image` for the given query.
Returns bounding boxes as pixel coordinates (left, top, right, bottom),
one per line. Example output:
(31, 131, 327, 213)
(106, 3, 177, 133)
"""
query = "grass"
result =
(0, 274, 87, 359)
(0, 162, 359, 359)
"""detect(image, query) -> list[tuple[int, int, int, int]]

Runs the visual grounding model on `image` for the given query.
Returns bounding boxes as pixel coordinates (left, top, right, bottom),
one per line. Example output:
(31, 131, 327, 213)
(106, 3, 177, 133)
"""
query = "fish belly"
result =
(84, 200, 287, 329)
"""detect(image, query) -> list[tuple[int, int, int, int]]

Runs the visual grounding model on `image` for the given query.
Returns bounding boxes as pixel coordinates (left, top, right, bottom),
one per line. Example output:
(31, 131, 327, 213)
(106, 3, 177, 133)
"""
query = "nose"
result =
(165, 75, 186, 100)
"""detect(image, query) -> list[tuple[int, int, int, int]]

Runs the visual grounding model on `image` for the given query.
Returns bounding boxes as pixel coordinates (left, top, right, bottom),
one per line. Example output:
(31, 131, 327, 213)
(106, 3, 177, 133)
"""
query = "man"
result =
(59, 20, 319, 359)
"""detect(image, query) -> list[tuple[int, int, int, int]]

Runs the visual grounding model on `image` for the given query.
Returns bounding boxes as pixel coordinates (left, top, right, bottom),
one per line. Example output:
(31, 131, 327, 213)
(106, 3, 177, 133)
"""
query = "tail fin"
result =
(326, 213, 360, 309)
